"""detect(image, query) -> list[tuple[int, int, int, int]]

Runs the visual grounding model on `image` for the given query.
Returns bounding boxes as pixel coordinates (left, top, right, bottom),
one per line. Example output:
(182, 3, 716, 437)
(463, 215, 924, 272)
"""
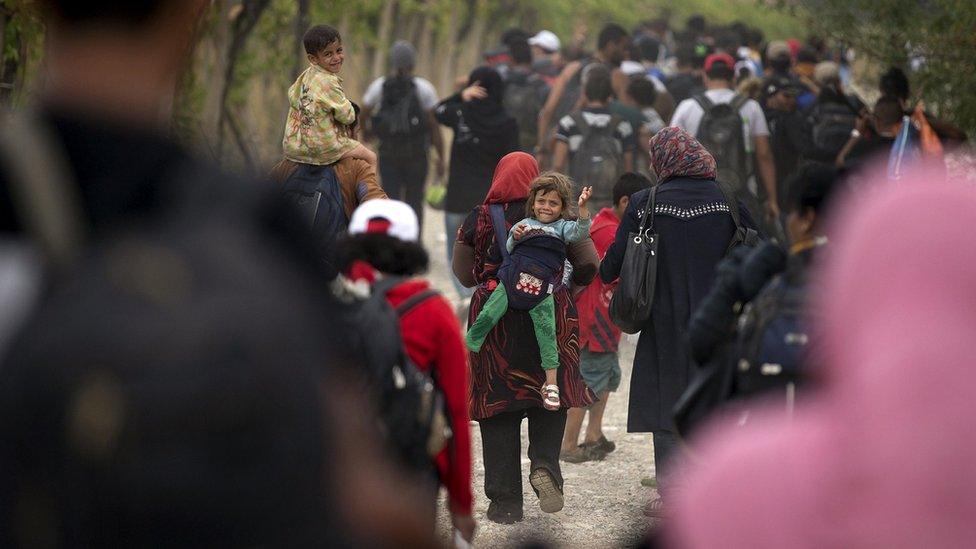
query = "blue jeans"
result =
(445, 211, 474, 300)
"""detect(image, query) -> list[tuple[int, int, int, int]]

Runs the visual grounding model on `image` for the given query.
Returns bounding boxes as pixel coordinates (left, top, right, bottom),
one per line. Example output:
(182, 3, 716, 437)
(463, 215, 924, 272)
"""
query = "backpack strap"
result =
(0, 111, 86, 270)
(488, 204, 511, 262)
(570, 111, 590, 137)
(693, 93, 715, 112)
(729, 93, 749, 113)
(395, 289, 440, 318)
(715, 181, 744, 230)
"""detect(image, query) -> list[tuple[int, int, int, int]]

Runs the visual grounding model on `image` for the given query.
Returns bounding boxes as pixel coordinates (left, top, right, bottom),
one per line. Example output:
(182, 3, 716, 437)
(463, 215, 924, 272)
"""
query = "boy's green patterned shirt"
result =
(282, 64, 359, 165)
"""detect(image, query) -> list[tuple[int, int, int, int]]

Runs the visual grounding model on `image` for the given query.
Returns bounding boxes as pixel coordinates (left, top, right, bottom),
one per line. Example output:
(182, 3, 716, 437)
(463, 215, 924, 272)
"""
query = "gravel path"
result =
(421, 207, 658, 548)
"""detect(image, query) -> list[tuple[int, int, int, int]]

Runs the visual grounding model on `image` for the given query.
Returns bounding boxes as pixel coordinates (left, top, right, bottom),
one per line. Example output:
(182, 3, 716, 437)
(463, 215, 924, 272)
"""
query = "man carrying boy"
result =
(283, 25, 377, 168)
(561, 173, 651, 463)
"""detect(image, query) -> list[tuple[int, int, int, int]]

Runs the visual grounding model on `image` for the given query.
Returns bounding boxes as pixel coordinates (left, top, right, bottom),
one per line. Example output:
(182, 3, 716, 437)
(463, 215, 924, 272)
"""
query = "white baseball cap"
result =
(348, 199, 419, 242)
(528, 30, 560, 54)
(620, 60, 646, 76)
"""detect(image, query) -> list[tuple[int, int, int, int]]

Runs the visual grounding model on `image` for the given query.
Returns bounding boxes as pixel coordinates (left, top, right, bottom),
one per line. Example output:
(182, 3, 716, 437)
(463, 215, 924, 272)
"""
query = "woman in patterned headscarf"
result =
(599, 126, 757, 515)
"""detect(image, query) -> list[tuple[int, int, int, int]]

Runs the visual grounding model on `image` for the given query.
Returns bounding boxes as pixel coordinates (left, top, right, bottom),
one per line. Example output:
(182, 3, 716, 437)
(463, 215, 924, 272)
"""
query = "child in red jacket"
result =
(337, 199, 476, 543)
(561, 173, 652, 463)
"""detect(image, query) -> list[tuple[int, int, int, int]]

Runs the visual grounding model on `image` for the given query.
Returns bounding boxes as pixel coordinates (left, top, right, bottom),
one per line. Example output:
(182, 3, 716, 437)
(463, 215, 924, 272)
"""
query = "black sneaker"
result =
(486, 501, 523, 524)
(529, 468, 565, 513)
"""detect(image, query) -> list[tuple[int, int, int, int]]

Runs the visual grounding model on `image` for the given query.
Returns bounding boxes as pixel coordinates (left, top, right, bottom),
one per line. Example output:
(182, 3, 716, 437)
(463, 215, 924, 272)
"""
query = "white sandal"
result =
(542, 384, 560, 410)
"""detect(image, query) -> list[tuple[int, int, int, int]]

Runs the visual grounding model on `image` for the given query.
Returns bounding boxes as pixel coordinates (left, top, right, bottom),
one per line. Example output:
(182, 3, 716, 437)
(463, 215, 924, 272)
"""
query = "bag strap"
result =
(637, 185, 659, 234)
(570, 111, 590, 137)
(396, 289, 440, 318)
(0, 110, 86, 270)
(715, 181, 744, 231)
(488, 204, 511, 262)
(693, 93, 714, 112)
(729, 93, 748, 113)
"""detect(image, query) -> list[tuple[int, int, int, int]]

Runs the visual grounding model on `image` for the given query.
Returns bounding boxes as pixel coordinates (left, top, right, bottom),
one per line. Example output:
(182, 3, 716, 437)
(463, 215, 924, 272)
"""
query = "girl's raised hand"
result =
(578, 186, 593, 207)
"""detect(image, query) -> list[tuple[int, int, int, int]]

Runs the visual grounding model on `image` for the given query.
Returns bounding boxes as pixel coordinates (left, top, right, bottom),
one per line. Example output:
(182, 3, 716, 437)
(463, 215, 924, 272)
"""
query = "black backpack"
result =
(489, 205, 567, 311)
(503, 71, 548, 152)
(567, 111, 624, 211)
(372, 76, 429, 157)
(694, 93, 750, 192)
(280, 163, 347, 276)
(356, 277, 451, 473)
(808, 101, 857, 160)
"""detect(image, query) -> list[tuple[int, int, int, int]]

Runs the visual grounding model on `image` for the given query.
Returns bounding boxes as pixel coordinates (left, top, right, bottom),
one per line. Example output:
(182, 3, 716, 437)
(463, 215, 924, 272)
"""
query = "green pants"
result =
(465, 282, 559, 370)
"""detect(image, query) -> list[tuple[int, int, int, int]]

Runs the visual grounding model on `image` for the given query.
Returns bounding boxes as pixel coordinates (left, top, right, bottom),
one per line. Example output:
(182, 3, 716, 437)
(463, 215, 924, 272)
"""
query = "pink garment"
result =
(667, 168, 976, 548)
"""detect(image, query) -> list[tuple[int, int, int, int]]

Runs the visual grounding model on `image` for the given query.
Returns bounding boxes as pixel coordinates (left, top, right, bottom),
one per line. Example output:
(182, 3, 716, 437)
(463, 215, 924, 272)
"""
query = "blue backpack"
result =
(734, 274, 810, 398)
(489, 204, 567, 310)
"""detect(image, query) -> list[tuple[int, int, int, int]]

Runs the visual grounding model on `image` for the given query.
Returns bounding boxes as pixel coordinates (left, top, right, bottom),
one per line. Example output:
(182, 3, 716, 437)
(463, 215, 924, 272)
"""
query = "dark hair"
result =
(768, 55, 792, 73)
(785, 163, 844, 216)
(635, 37, 661, 62)
(304, 25, 341, 55)
(613, 172, 652, 205)
(746, 28, 764, 47)
(715, 31, 740, 54)
(879, 67, 910, 102)
(675, 44, 698, 68)
(874, 95, 905, 128)
(598, 23, 629, 50)
(584, 68, 614, 103)
(706, 62, 734, 82)
(627, 77, 658, 107)
(686, 15, 706, 33)
(509, 39, 533, 65)
(502, 28, 530, 47)
(335, 233, 429, 276)
(796, 47, 819, 65)
(40, 1, 167, 25)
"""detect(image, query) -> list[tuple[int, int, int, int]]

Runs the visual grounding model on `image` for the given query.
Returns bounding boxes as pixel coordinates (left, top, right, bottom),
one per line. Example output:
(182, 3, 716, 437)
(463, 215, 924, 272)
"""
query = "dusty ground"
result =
(421, 207, 659, 548)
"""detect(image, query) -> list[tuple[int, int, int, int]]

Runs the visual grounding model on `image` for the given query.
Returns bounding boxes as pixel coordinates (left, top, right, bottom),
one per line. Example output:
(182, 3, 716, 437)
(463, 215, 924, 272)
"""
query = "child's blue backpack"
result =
(489, 204, 567, 310)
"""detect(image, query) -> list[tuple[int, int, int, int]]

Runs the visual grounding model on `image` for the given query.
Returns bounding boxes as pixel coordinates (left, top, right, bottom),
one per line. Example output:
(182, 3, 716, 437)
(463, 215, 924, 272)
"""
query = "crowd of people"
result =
(0, 1, 973, 547)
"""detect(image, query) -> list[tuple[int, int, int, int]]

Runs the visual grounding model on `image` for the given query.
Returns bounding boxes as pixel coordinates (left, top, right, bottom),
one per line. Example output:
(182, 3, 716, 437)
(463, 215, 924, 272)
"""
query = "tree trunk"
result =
(293, 0, 310, 79)
(370, 0, 398, 80)
(217, 0, 271, 168)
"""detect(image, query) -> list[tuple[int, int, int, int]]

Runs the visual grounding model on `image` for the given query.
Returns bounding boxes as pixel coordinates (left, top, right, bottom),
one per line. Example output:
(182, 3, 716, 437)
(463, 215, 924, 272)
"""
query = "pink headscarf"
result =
(667, 167, 976, 548)
(649, 126, 717, 183)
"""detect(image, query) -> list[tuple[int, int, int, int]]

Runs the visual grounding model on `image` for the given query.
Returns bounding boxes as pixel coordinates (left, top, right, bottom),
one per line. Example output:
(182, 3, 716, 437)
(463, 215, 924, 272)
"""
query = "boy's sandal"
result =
(542, 384, 560, 410)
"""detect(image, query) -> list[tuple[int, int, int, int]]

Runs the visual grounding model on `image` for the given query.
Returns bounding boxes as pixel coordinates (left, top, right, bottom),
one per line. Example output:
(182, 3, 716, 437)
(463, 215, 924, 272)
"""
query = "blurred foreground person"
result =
(678, 165, 844, 438)
(335, 199, 476, 544)
(0, 1, 429, 546)
(667, 170, 975, 548)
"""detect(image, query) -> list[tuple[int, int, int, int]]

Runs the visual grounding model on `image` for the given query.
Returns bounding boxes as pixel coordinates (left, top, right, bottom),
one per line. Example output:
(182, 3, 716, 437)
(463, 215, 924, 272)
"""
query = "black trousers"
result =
(478, 407, 567, 507)
(379, 153, 428, 231)
(652, 430, 680, 497)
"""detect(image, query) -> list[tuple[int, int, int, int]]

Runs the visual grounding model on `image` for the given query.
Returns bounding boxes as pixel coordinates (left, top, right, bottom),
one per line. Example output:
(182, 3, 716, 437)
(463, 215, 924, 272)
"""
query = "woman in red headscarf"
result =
(599, 127, 758, 514)
(453, 152, 598, 524)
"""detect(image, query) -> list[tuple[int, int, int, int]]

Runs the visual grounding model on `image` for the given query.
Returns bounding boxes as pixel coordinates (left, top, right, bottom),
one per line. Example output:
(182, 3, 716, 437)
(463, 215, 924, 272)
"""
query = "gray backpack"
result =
(694, 93, 750, 192)
(567, 112, 624, 211)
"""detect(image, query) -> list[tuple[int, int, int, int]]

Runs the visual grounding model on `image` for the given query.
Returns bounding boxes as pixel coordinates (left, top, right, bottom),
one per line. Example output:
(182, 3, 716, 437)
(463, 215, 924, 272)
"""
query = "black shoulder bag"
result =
(608, 186, 659, 334)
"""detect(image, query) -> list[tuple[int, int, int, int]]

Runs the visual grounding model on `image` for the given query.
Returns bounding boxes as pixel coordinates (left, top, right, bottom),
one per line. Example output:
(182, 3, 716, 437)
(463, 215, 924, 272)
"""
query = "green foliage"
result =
(796, 0, 976, 135)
